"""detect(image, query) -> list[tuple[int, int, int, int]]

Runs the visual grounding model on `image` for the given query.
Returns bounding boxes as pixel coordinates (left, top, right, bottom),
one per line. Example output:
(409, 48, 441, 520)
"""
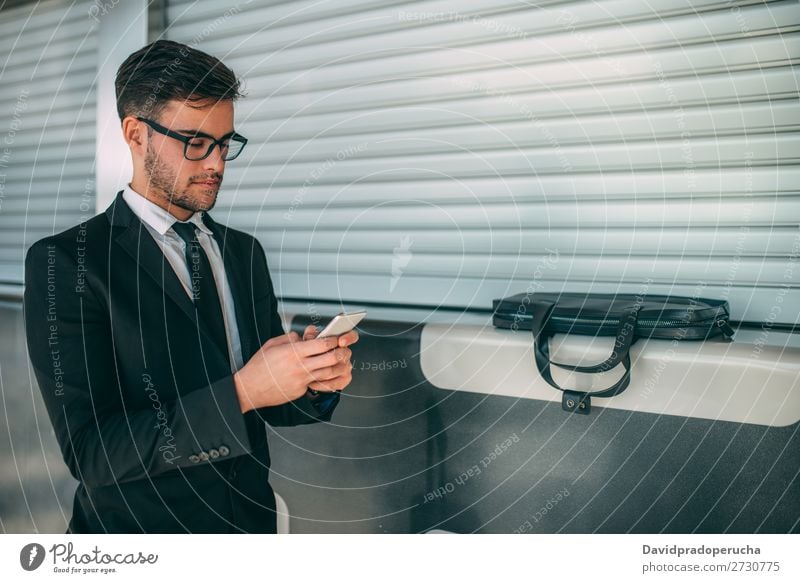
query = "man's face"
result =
(142, 98, 234, 215)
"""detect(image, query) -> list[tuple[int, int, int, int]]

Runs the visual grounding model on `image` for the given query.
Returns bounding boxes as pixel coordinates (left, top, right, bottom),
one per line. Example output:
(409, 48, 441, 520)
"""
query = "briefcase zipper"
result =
(496, 313, 728, 329)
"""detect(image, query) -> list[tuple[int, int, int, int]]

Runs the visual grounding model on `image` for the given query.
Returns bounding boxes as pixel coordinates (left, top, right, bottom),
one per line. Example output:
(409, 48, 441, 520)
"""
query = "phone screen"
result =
(317, 311, 367, 338)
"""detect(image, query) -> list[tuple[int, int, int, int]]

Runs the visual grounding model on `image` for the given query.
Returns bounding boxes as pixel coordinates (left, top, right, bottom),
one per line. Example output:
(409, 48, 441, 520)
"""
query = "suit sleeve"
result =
(249, 240, 341, 427)
(24, 239, 253, 490)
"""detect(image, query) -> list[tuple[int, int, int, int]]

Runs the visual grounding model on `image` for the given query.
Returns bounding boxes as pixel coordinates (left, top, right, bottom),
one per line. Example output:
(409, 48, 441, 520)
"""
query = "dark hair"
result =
(115, 39, 243, 121)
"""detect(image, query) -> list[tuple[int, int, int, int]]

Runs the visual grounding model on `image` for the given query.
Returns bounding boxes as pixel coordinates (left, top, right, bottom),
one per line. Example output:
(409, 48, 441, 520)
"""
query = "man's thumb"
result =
(264, 331, 301, 349)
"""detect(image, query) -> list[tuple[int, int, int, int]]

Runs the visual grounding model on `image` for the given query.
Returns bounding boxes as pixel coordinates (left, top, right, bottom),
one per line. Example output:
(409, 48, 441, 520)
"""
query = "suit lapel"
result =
(105, 191, 247, 364)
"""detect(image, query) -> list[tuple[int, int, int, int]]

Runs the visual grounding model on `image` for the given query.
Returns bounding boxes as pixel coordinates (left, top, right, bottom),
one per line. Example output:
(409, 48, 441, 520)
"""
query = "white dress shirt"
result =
(122, 185, 244, 372)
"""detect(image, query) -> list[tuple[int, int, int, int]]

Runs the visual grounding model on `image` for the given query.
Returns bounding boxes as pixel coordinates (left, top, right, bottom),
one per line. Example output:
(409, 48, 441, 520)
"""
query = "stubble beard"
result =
(144, 144, 219, 214)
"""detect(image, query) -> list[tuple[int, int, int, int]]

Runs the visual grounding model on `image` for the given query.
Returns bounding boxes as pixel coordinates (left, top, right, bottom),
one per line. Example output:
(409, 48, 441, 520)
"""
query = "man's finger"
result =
(309, 378, 348, 392)
(309, 360, 351, 382)
(296, 335, 340, 357)
(303, 347, 351, 373)
(338, 329, 359, 347)
(264, 331, 301, 349)
(303, 325, 319, 341)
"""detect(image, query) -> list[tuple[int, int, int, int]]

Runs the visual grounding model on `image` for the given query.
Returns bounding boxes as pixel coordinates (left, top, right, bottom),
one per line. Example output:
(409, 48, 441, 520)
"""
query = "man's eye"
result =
(188, 141, 206, 148)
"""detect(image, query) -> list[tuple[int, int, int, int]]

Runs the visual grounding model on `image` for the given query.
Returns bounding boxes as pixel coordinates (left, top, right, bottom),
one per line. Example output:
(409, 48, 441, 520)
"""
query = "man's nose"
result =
(203, 144, 226, 174)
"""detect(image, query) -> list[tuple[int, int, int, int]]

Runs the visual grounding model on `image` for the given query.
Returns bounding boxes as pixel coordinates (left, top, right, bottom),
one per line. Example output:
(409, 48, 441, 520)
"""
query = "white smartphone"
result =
(317, 310, 367, 338)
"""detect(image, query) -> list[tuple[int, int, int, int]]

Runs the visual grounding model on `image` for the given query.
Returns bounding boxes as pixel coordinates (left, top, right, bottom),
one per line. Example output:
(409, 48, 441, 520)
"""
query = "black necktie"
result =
(171, 220, 231, 368)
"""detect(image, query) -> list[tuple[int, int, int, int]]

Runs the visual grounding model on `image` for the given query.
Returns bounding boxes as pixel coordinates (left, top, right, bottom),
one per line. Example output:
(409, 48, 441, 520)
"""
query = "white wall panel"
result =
(166, 0, 800, 325)
(0, 0, 98, 282)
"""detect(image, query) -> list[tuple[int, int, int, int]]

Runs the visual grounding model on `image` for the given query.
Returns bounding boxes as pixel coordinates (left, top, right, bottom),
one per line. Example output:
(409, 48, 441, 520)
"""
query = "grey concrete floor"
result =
(0, 300, 75, 533)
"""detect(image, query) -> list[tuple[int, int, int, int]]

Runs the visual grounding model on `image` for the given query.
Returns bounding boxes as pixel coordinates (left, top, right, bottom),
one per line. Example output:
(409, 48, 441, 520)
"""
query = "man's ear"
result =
(121, 116, 146, 156)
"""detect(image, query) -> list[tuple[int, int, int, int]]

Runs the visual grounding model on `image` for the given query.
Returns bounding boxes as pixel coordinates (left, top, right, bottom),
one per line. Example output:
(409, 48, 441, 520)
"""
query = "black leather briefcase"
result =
(492, 292, 734, 414)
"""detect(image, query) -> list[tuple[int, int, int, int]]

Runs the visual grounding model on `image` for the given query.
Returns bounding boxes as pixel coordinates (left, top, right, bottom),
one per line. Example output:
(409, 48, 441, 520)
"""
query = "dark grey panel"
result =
(268, 314, 800, 533)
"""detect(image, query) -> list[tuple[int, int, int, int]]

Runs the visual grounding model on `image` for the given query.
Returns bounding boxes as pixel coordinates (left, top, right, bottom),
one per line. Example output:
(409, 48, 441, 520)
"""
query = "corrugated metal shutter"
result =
(0, 0, 97, 283)
(166, 0, 799, 326)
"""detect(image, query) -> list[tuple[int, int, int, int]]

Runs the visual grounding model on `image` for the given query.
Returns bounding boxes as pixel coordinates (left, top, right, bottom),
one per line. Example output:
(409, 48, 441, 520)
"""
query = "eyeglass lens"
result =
(185, 136, 245, 161)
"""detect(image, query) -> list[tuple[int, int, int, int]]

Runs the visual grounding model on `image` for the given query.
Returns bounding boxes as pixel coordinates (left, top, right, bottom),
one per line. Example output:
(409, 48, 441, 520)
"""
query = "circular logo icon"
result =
(20, 543, 46, 571)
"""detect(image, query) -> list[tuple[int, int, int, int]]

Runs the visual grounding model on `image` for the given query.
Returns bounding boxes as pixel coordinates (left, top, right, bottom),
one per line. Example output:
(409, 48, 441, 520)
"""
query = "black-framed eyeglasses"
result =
(136, 117, 248, 161)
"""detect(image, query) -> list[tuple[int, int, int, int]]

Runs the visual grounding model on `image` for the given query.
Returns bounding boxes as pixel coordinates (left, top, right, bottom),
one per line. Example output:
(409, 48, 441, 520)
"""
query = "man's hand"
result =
(233, 326, 358, 413)
(302, 324, 358, 393)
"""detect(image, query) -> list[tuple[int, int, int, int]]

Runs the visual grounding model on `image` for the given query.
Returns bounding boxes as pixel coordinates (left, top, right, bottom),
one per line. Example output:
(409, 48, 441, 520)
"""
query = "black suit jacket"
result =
(23, 190, 339, 533)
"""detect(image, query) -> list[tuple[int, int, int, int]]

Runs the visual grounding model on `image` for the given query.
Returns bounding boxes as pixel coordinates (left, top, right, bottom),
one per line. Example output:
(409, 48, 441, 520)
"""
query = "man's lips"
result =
(194, 180, 220, 186)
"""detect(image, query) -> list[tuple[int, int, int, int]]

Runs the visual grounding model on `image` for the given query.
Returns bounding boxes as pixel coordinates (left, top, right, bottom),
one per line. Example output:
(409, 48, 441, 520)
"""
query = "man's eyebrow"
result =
(175, 128, 235, 139)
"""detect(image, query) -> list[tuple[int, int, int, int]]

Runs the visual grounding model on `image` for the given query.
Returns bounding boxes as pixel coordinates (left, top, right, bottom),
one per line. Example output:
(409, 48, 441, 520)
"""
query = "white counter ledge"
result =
(420, 323, 800, 428)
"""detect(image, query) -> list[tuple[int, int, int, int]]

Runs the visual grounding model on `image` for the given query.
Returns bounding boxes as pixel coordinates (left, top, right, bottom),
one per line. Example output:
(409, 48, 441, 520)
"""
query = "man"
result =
(23, 39, 358, 533)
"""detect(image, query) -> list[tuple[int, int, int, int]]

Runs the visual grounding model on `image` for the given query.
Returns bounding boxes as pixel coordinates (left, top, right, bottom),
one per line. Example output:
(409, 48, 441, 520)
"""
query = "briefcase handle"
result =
(530, 300, 641, 413)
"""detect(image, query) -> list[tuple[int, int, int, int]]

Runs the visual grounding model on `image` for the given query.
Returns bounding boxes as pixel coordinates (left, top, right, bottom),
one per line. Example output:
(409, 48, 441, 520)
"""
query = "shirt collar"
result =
(122, 184, 212, 237)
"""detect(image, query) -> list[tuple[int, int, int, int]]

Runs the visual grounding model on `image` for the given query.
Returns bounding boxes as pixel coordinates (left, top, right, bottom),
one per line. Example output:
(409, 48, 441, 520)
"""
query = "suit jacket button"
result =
(198, 451, 210, 462)
(209, 448, 220, 459)
(218, 445, 230, 456)
(188, 454, 200, 464)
